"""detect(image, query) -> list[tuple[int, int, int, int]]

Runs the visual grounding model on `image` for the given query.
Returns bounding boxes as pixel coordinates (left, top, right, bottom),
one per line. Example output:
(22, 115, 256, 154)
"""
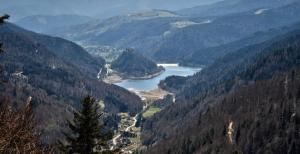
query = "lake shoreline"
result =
(115, 65, 202, 91)
(122, 68, 165, 80)
(129, 88, 171, 101)
(103, 68, 165, 84)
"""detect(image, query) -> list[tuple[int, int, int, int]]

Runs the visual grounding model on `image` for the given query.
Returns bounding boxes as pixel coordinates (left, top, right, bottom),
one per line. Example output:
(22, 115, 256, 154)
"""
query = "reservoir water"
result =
(116, 65, 201, 91)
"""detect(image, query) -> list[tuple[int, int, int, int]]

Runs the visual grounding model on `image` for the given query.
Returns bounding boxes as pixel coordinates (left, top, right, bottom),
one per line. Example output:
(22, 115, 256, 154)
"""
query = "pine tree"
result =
(0, 14, 9, 53)
(0, 14, 9, 24)
(61, 96, 113, 154)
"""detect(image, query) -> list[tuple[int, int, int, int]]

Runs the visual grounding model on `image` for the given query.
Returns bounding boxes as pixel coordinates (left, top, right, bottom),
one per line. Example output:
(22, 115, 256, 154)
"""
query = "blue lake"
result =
(115, 66, 201, 91)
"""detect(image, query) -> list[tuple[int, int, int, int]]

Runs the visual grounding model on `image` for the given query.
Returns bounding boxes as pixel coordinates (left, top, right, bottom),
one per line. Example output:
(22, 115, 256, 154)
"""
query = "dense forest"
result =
(0, 23, 143, 144)
(144, 68, 300, 154)
(161, 29, 300, 99)
(142, 28, 300, 153)
(111, 49, 164, 78)
(181, 22, 300, 66)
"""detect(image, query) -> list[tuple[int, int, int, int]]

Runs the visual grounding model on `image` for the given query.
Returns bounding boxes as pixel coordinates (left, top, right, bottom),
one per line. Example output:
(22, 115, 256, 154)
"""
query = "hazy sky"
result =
(0, 0, 222, 20)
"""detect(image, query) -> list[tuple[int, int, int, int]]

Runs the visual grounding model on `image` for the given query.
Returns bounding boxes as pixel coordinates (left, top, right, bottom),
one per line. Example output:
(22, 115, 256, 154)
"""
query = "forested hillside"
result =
(0, 23, 104, 77)
(54, 1, 300, 65)
(1, 0, 300, 153)
(144, 68, 300, 154)
(153, 1, 300, 63)
(161, 29, 300, 99)
(181, 22, 300, 66)
(0, 23, 143, 144)
(111, 49, 164, 78)
(142, 29, 300, 153)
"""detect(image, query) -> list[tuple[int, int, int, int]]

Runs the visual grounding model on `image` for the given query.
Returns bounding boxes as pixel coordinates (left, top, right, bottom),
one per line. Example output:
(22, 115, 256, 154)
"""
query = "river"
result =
(115, 64, 202, 91)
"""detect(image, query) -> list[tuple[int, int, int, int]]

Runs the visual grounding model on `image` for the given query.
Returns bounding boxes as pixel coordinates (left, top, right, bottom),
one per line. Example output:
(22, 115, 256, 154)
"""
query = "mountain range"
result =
(53, 0, 300, 66)
(1, 0, 300, 153)
(0, 0, 220, 21)
(15, 15, 93, 34)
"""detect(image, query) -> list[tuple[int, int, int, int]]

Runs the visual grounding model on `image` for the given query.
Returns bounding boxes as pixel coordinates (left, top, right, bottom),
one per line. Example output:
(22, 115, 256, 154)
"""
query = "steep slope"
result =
(111, 49, 164, 78)
(142, 29, 300, 151)
(153, 1, 300, 62)
(15, 14, 93, 34)
(0, 23, 143, 143)
(144, 69, 300, 154)
(1, 23, 105, 77)
(162, 29, 300, 99)
(181, 22, 300, 66)
(53, 10, 179, 56)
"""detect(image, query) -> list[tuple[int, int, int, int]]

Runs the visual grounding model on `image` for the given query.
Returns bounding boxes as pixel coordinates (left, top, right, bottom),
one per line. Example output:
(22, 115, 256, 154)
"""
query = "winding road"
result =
(110, 114, 139, 150)
(126, 114, 138, 132)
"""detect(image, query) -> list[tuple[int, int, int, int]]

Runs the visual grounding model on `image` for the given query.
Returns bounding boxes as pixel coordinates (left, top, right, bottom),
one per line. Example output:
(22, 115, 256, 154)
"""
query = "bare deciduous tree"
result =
(0, 97, 48, 153)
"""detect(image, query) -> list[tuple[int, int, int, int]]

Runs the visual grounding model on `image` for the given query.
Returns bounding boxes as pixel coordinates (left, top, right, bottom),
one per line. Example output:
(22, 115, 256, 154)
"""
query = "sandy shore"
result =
(102, 68, 171, 101)
(103, 74, 123, 84)
(130, 88, 171, 101)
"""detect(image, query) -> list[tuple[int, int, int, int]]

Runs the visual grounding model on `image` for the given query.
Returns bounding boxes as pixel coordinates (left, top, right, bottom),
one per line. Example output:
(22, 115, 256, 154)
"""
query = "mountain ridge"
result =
(15, 14, 93, 34)
(53, 1, 300, 65)
(0, 23, 143, 144)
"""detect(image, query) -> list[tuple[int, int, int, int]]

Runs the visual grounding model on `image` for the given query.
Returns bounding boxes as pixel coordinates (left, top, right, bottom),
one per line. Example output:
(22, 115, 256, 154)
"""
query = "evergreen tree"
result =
(61, 96, 113, 154)
(0, 14, 9, 24)
(0, 14, 9, 53)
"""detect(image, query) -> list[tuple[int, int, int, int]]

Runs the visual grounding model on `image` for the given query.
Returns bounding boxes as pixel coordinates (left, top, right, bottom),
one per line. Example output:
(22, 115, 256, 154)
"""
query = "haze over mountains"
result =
(0, 0, 300, 153)
(15, 15, 93, 34)
(177, 0, 296, 17)
(0, 0, 220, 21)
(50, 0, 300, 66)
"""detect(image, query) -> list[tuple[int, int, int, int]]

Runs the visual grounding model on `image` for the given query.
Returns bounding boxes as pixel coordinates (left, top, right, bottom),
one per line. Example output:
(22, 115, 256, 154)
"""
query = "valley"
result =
(107, 64, 201, 152)
(1, 0, 300, 153)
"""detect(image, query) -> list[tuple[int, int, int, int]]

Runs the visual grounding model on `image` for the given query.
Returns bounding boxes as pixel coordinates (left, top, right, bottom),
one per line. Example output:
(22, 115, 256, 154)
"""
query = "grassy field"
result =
(142, 106, 161, 118)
